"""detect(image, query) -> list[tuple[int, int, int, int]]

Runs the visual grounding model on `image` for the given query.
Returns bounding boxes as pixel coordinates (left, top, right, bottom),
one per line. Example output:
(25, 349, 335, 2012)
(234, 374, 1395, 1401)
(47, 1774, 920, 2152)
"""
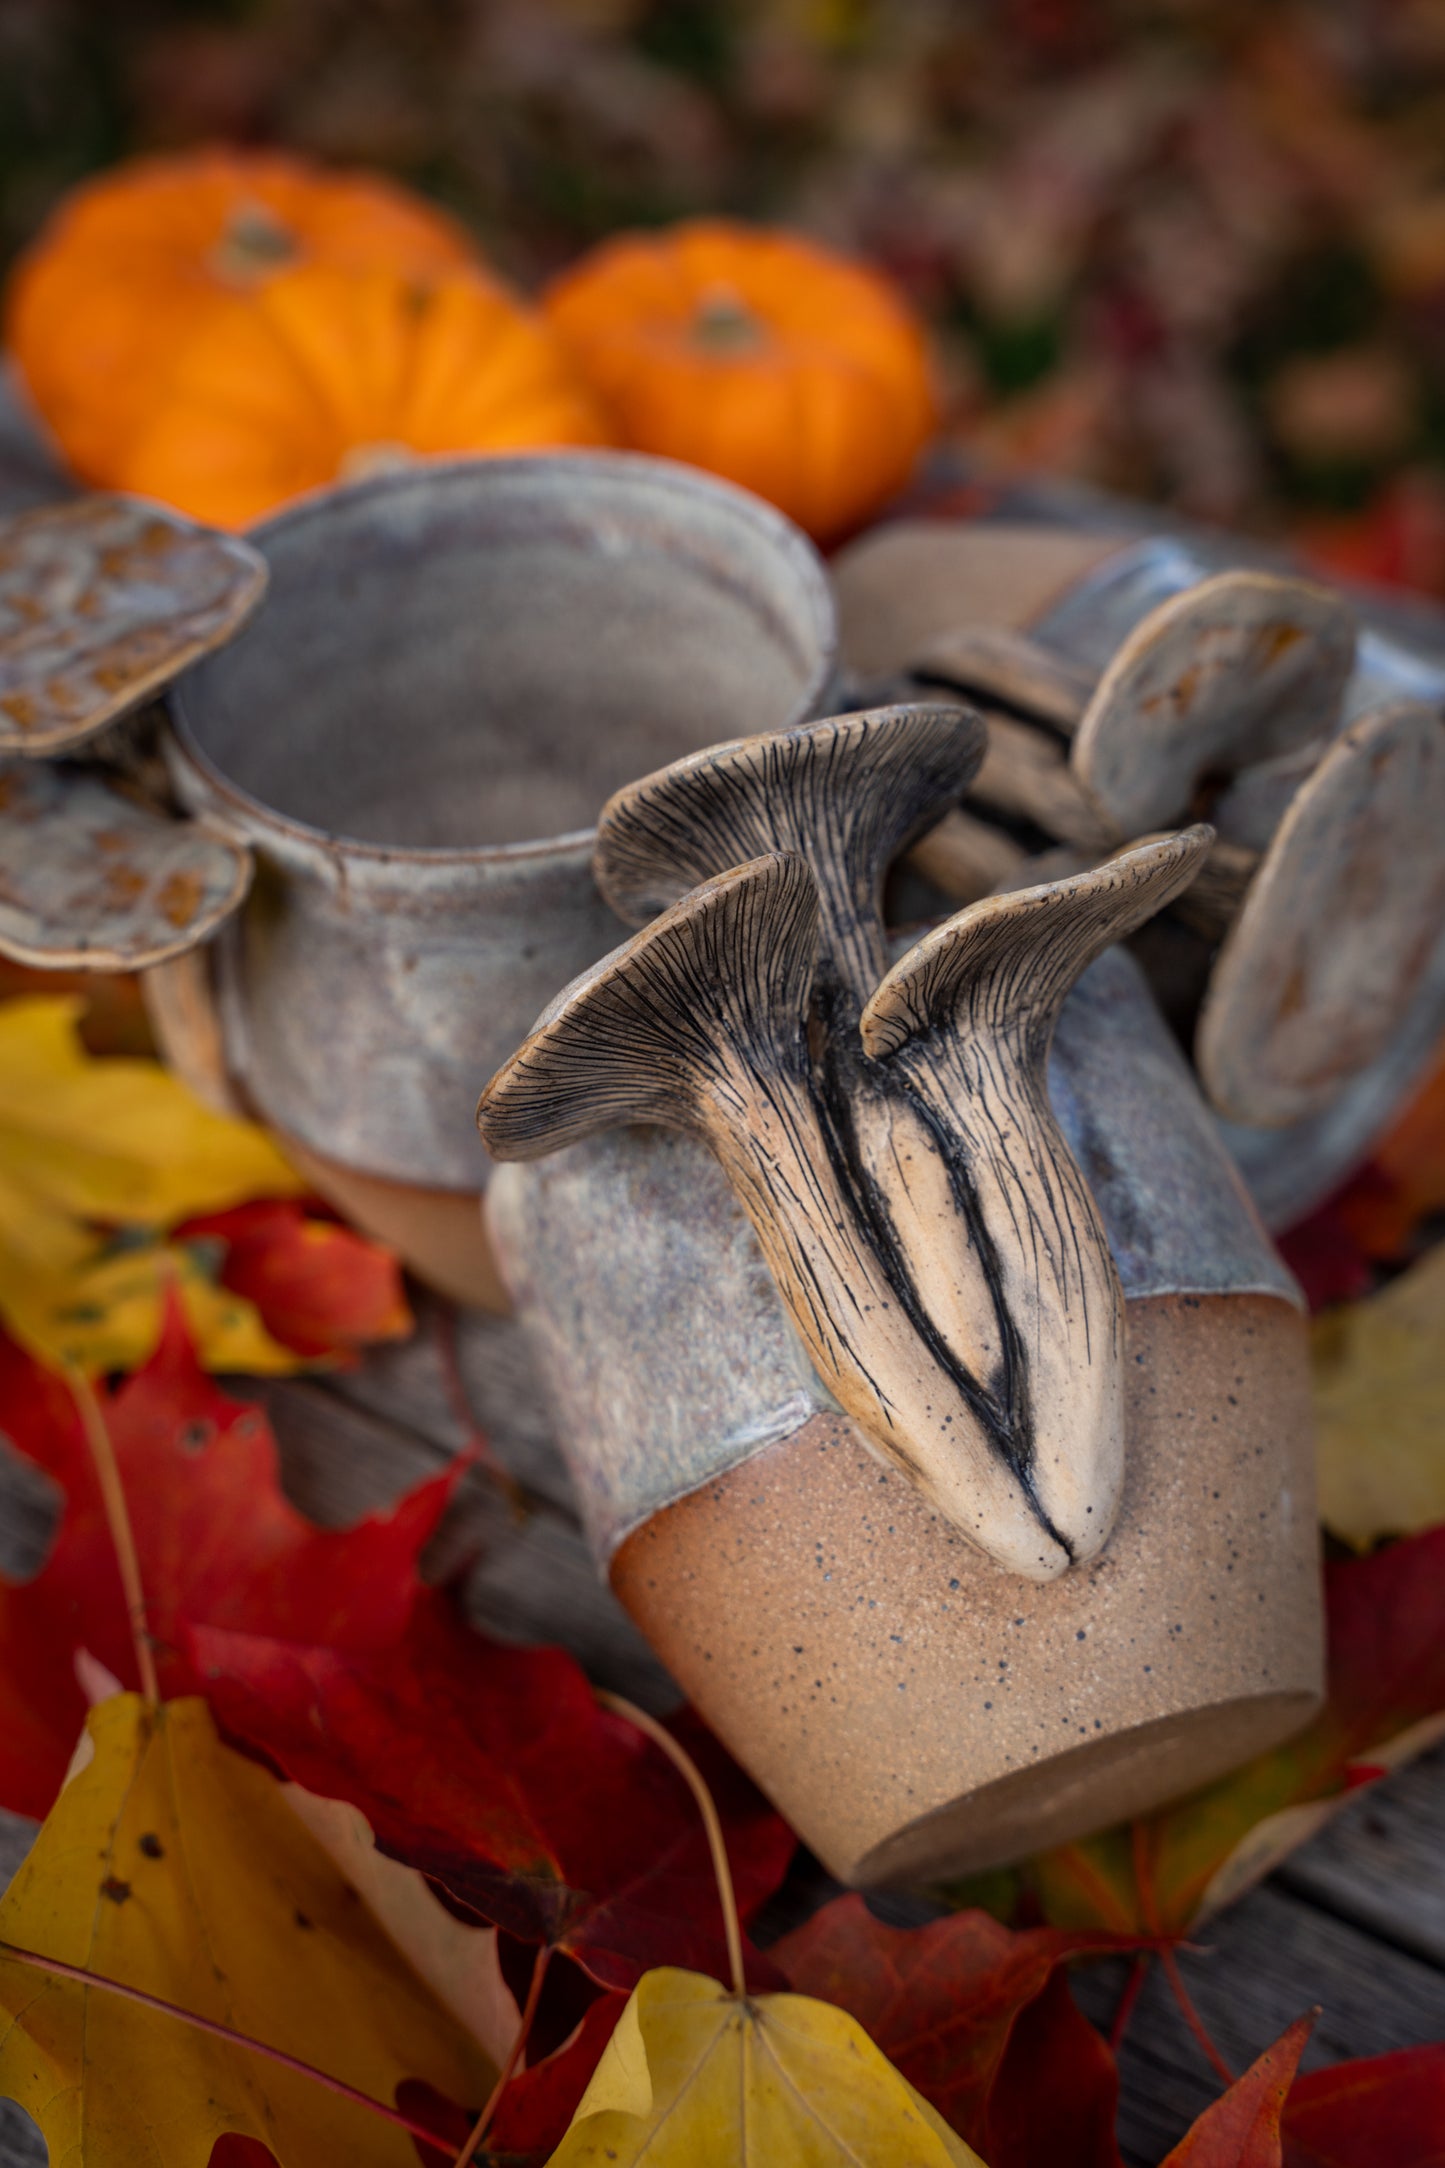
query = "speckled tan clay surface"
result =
(613, 1291, 1322, 1887)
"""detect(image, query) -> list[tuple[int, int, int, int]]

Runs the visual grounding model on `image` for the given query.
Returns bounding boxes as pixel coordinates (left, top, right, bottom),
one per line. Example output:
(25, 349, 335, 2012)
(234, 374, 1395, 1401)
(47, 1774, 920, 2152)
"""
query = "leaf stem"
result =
(452, 1943, 551, 2168)
(0, 1937, 459, 2147)
(1160, 1947, 1235, 2086)
(597, 1691, 746, 1999)
(1108, 1952, 1149, 2053)
(63, 1362, 159, 1706)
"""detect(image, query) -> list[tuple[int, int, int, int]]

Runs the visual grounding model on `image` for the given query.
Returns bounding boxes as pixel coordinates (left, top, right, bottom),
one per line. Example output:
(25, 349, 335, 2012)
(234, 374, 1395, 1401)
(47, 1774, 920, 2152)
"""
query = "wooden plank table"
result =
(3, 1294, 1444, 2166)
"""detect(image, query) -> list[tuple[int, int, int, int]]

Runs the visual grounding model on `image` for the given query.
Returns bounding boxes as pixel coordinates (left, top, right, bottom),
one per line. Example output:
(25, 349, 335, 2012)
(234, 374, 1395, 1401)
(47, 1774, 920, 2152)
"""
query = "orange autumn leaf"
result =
(1159, 2015, 1315, 2167)
(177, 1200, 411, 1359)
(1336, 1040, 1445, 1258)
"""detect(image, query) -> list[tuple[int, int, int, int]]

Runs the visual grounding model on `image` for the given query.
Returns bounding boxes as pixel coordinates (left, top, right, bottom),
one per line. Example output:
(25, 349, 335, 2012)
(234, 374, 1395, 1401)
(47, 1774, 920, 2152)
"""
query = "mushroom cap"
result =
(0, 494, 267, 757)
(1071, 570, 1356, 837)
(860, 826, 1215, 1061)
(0, 757, 252, 971)
(1197, 699, 1445, 1128)
(593, 704, 985, 997)
(478, 851, 818, 1160)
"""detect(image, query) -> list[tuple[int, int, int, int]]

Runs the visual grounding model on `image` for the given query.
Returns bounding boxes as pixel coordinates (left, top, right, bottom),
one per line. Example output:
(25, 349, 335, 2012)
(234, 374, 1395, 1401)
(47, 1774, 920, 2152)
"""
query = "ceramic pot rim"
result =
(164, 449, 839, 875)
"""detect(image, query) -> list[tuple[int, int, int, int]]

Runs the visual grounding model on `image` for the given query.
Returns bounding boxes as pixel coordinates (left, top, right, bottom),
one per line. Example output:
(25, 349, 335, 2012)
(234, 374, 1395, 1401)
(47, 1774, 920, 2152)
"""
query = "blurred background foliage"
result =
(7, 0, 1445, 583)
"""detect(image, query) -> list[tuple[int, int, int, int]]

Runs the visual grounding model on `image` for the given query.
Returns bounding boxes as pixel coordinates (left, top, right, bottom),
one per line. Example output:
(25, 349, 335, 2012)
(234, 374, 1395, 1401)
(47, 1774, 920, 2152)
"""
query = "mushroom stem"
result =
(971, 713, 1116, 851)
(859, 827, 1214, 1564)
(905, 806, 1027, 903)
(911, 624, 1093, 732)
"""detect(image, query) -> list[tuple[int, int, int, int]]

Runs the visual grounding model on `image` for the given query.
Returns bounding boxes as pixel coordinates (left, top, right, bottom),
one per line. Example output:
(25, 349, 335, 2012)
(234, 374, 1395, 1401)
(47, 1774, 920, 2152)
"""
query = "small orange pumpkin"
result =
(116, 262, 613, 528)
(5, 148, 477, 486)
(544, 219, 938, 543)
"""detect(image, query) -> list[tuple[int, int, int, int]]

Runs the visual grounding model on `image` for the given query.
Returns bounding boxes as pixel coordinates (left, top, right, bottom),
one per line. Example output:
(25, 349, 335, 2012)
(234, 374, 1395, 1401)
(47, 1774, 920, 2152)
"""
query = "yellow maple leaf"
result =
(548, 1965, 987, 2167)
(0, 1237, 303, 1379)
(1313, 1239, 1445, 1548)
(0, 996, 305, 1374)
(0, 1694, 496, 2166)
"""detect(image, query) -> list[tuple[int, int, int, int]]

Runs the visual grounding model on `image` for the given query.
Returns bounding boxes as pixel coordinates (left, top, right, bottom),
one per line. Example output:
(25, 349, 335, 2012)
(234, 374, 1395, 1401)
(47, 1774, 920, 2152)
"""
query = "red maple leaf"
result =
(191, 1609, 795, 1993)
(177, 1198, 412, 1359)
(1160, 2015, 1315, 2165)
(1283, 2042, 1445, 2166)
(486, 1990, 627, 2159)
(774, 1893, 1142, 2165)
(0, 1298, 461, 1818)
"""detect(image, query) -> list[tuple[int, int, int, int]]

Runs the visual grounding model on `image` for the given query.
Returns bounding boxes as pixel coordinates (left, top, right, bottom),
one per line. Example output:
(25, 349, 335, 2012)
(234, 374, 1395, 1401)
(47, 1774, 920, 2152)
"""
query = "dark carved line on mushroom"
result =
(807, 994, 1069, 1556)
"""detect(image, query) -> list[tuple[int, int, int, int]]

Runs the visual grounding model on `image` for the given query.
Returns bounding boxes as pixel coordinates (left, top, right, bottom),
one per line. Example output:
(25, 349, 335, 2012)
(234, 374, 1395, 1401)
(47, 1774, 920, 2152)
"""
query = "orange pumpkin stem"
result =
(208, 200, 298, 286)
(692, 283, 763, 354)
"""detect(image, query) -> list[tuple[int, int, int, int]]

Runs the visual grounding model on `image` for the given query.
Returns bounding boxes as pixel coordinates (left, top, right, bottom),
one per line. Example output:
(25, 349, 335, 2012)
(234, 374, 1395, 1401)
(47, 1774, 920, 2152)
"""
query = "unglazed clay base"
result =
(612, 1291, 1322, 1887)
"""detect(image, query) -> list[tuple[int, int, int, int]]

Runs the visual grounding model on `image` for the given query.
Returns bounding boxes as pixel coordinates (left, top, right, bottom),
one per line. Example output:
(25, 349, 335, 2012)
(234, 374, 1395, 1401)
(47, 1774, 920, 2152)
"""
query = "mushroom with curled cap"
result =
(1070, 570, 1356, 838)
(593, 702, 986, 1009)
(480, 849, 1084, 1580)
(858, 826, 1215, 1569)
(0, 493, 267, 758)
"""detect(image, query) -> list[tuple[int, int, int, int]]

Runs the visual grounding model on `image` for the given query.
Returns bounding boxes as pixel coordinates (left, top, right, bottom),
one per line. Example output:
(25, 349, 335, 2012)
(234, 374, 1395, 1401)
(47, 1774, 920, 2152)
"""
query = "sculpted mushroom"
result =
(858, 827, 1214, 1565)
(1070, 570, 1356, 837)
(0, 494, 266, 757)
(0, 757, 252, 971)
(594, 701, 1103, 1568)
(1197, 700, 1445, 1127)
(478, 850, 1069, 1578)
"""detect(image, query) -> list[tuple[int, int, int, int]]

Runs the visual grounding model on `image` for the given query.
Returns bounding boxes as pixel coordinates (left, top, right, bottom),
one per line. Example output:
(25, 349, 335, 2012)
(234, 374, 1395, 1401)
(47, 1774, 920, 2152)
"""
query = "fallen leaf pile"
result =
(1, 979, 1445, 2162)
(0, 1694, 499, 2167)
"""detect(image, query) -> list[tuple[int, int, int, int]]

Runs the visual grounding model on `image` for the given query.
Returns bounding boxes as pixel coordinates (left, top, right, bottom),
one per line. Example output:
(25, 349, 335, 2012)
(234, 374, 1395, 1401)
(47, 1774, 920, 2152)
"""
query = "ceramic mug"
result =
(147, 452, 838, 1304)
(488, 942, 1323, 1886)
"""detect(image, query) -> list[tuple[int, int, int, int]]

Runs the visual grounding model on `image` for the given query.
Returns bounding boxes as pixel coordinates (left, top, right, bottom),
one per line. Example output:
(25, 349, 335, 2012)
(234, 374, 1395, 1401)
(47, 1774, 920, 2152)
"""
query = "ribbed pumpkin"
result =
(544, 220, 938, 543)
(116, 262, 612, 528)
(5, 149, 476, 486)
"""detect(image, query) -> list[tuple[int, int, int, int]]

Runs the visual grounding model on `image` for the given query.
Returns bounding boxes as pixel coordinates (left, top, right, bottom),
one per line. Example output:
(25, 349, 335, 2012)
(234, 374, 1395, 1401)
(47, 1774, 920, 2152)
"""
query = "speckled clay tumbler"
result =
(489, 949, 1324, 1886)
